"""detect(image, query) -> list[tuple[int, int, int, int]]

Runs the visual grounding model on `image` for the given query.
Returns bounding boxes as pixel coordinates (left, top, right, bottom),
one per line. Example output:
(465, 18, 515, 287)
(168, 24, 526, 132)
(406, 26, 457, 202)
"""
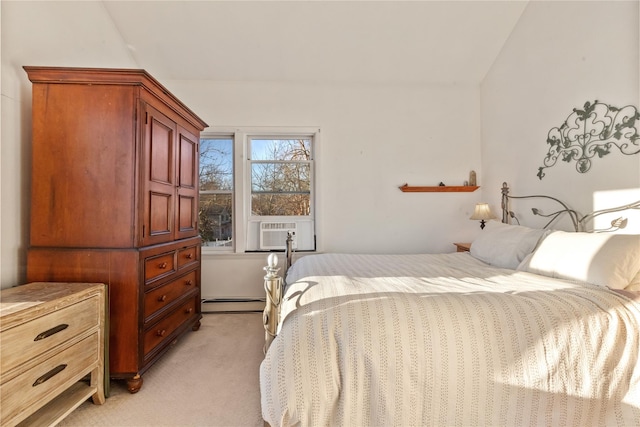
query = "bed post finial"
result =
(263, 254, 282, 354)
(267, 253, 278, 269)
(501, 182, 510, 224)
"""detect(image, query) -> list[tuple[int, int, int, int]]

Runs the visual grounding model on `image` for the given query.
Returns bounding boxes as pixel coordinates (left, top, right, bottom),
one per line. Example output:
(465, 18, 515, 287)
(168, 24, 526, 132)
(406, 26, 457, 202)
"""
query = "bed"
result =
(259, 185, 640, 426)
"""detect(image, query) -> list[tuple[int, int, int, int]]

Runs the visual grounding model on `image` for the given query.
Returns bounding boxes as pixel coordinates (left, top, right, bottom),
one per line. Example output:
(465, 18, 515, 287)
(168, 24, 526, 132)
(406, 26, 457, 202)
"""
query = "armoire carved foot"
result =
(127, 374, 143, 393)
(192, 320, 201, 331)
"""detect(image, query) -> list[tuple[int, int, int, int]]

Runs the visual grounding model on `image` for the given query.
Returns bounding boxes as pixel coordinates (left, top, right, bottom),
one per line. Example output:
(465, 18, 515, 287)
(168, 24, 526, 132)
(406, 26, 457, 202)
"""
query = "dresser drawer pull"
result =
(156, 329, 166, 337)
(185, 253, 193, 259)
(185, 307, 193, 314)
(33, 364, 67, 387)
(158, 295, 167, 302)
(34, 324, 69, 341)
(185, 280, 193, 286)
(158, 262, 168, 269)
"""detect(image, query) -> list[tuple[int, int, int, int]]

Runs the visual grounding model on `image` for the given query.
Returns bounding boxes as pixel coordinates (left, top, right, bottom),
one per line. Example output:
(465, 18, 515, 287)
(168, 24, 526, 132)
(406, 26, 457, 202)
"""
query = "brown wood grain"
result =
(399, 184, 480, 192)
(25, 67, 205, 390)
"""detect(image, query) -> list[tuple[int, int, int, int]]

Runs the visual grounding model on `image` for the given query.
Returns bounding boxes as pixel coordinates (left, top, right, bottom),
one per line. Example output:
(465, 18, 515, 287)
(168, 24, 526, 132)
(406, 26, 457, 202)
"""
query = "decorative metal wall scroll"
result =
(537, 100, 640, 179)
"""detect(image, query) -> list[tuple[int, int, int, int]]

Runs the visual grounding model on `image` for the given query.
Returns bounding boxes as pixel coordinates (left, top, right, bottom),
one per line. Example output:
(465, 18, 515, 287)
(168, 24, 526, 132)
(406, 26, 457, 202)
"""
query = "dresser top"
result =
(0, 282, 105, 323)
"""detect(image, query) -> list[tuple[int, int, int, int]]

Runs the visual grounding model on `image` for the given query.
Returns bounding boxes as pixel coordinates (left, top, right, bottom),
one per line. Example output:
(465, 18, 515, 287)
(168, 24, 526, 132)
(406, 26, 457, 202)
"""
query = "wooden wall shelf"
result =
(399, 184, 480, 193)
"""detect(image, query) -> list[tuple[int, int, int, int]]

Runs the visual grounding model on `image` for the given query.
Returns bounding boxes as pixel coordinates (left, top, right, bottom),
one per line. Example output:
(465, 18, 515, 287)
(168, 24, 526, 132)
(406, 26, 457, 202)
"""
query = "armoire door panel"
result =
(150, 118, 173, 184)
(178, 130, 197, 189)
(149, 192, 172, 237)
(178, 195, 195, 232)
(176, 126, 199, 240)
(142, 103, 177, 246)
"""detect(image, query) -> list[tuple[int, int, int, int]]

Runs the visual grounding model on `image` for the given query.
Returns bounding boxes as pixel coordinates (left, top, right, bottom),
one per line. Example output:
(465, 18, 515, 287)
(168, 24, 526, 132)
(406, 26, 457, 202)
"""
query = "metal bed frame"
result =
(262, 182, 640, 353)
(501, 182, 639, 232)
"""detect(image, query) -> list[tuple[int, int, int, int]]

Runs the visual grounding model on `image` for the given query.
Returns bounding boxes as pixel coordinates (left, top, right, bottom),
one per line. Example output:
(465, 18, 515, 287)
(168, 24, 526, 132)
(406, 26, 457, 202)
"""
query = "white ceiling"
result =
(101, 0, 529, 85)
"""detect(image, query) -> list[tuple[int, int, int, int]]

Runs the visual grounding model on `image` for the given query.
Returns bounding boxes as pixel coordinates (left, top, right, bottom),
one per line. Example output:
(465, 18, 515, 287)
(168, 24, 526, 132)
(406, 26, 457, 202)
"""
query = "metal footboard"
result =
(262, 232, 294, 354)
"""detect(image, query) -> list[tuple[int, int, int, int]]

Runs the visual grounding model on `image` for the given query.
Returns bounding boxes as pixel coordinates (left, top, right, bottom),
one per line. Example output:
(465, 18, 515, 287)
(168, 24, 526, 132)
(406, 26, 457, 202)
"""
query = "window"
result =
(199, 136, 233, 249)
(249, 137, 312, 217)
(199, 128, 317, 252)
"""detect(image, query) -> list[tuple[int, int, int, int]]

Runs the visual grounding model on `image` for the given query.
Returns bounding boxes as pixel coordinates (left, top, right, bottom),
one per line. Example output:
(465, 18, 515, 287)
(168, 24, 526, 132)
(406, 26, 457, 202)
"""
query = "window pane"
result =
(251, 194, 310, 216)
(250, 138, 312, 161)
(251, 163, 310, 193)
(199, 194, 233, 247)
(200, 138, 233, 191)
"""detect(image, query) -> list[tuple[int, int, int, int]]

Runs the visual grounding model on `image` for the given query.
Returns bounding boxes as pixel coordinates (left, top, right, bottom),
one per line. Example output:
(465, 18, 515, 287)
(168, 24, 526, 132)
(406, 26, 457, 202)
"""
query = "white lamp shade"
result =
(470, 203, 496, 221)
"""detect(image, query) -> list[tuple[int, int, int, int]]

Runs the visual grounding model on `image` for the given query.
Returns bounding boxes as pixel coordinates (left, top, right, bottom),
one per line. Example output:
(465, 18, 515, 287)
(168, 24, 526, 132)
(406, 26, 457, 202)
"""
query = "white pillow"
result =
(517, 231, 640, 290)
(469, 220, 549, 270)
(625, 269, 640, 291)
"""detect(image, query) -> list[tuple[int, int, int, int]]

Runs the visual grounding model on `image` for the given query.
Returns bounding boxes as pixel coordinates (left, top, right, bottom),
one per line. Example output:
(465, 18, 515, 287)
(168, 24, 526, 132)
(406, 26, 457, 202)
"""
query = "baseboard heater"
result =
(201, 298, 265, 313)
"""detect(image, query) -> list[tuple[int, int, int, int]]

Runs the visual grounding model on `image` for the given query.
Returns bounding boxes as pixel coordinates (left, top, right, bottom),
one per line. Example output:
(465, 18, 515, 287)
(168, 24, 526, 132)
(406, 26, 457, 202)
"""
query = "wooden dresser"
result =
(24, 66, 208, 392)
(0, 282, 106, 427)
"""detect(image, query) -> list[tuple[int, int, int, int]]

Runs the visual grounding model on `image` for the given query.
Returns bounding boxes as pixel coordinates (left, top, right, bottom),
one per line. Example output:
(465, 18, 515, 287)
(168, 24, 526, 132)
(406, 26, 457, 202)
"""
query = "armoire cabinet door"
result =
(176, 126, 199, 240)
(141, 103, 176, 247)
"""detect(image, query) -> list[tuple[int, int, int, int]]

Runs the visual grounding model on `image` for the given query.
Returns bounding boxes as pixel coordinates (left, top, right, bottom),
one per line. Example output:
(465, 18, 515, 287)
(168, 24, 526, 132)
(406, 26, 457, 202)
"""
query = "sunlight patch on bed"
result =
(497, 302, 640, 403)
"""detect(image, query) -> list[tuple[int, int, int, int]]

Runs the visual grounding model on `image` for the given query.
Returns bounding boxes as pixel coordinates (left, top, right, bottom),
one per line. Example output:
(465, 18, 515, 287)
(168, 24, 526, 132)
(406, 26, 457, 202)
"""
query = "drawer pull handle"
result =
(158, 262, 168, 269)
(158, 295, 167, 302)
(185, 253, 193, 259)
(185, 280, 193, 286)
(185, 308, 193, 314)
(33, 364, 67, 387)
(34, 324, 69, 341)
(156, 329, 166, 337)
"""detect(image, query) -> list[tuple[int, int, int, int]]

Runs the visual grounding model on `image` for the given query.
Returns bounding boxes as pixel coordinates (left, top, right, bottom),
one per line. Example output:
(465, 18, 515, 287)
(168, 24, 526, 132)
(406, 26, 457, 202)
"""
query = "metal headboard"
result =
(500, 182, 640, 232)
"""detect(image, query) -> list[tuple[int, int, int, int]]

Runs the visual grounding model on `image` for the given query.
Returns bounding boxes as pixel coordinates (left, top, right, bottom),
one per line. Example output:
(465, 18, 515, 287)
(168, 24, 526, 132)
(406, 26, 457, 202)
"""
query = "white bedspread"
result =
(260, 253, 640, 426)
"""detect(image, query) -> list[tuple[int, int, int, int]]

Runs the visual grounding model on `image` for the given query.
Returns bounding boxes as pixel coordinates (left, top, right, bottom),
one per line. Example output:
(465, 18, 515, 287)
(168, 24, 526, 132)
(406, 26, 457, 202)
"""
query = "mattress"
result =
(260, 252, 640, 426)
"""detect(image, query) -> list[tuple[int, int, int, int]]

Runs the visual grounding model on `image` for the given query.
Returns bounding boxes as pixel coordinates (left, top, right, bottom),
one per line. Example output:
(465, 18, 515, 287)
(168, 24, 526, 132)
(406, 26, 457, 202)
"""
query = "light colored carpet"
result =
(59, 312, 265, 427)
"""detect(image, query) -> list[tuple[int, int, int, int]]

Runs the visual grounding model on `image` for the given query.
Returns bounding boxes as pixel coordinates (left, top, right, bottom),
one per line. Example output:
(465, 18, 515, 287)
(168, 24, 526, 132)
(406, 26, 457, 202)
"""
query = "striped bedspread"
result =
(260, 253, 640, 426)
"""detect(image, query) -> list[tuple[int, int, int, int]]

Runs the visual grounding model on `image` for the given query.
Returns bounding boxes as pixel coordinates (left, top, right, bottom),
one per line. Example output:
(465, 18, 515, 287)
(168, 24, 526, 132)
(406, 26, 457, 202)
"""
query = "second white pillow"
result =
(470, 220, 548, 270)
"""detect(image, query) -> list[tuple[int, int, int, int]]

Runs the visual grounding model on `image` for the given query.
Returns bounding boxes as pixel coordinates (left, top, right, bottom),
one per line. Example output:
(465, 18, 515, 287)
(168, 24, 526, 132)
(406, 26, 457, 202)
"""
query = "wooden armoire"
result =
(25, 66, 208, 392)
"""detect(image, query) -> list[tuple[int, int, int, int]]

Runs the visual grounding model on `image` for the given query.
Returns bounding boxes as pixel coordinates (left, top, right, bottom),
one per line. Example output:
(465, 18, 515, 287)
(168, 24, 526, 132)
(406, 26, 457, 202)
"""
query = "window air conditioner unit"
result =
(259, 222, 297, 250)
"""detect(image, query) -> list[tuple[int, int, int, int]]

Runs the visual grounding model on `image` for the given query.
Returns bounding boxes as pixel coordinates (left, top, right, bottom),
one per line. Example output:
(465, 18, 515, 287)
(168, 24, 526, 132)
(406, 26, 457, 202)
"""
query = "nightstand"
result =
(454, 242, 471, 252)
(0, 282, 106, 426)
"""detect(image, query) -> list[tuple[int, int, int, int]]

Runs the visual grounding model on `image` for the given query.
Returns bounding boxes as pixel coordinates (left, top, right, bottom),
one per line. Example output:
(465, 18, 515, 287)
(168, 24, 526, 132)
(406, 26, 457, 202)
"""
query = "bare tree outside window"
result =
(250, 138, 312, 217)
(199, 134, 315, 251)
(199, 138, 233, 247)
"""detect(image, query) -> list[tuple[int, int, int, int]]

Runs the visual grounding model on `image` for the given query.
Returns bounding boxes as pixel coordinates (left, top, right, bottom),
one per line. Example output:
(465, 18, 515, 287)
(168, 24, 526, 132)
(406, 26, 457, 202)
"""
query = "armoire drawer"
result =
(144, 252, 177, 284)
(143, 297, 197, 358)
(0, 294, 100, 377)
(144, 270, 198, 321)
(177, 245, 199, 270)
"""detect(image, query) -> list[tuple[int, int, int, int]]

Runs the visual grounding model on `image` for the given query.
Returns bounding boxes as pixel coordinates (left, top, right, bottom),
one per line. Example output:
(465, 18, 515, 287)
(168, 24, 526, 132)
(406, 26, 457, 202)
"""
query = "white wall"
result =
(169, 79, 484, 254)
(481, 1, 640, 231)
(166, 79, 484, 300)
(0, 2, 484, 295)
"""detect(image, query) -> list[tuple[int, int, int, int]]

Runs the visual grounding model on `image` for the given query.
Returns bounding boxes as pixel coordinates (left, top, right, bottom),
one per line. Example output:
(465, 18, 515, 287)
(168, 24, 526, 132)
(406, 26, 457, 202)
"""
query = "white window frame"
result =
(201, 126, 319, 254)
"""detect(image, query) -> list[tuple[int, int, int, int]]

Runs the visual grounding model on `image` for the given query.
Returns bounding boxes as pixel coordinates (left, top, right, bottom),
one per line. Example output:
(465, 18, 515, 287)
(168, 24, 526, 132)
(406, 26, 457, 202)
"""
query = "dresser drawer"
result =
(177, 245, 199, 270)
(143, 297, 197, 358)
(0, 295, 100, 375)
(144, 270, 198, 321)
(0, 332, 100, 425)
(144, 251, 176, 284)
